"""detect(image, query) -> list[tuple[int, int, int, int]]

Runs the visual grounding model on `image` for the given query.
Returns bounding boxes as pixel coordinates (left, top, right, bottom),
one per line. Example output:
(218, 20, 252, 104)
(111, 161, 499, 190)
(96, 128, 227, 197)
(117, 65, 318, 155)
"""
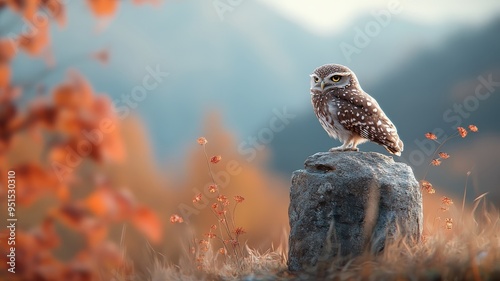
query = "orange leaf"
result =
(42, 0, 66, 27)
(0, 63, 10, 89)
(82, 219, 108, 247)
(85, 187, 136, 220)
(87, 0, 119, 17)
(0, 39, 17, 63)
(7, 0, 40, 20)
(17, 16, 50, 56)
(52, 204, 88, 229)
(132, 206, 163, 243)
(33, 217, 60, 250)
(53, 70, 94, 110)
(55, 184, 69, 202)
(85, 187, 117, 217)
(15, 163, 59, 205)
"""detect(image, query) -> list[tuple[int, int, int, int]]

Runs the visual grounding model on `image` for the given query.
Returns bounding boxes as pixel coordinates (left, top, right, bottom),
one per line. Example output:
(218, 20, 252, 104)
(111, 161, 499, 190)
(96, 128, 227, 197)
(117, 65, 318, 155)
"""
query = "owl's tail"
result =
(384, 138, 404, 156)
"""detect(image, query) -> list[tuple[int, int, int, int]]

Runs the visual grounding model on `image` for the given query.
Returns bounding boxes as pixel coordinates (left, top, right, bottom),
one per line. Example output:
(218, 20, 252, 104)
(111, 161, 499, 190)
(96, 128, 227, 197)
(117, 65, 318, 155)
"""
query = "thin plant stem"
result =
(461, 171, 471, 222)
(422, 132, 459, 182)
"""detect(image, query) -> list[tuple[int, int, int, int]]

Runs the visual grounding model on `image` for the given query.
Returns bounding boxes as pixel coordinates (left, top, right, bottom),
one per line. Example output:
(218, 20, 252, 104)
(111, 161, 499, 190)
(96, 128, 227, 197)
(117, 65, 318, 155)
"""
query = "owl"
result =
(310, 64, 403, 156)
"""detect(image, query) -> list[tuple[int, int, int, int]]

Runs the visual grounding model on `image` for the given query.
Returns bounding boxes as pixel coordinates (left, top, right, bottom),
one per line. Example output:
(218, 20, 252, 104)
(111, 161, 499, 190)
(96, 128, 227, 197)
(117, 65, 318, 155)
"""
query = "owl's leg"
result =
(329, 139, 358, 152)
(348, 138, 360, 152)
(328, 145, 348, 152)
(343, 141, 359, 152)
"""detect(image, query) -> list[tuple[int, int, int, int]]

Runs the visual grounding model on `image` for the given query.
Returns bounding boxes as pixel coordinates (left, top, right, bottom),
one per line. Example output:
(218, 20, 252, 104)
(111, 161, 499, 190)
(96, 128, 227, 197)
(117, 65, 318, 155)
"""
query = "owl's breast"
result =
(312, 95, 350, 141)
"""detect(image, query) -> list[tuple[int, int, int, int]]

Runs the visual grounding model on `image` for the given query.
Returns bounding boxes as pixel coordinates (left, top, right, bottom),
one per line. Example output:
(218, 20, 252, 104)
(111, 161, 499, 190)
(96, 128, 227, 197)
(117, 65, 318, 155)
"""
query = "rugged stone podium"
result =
(288, 152, 423, 271)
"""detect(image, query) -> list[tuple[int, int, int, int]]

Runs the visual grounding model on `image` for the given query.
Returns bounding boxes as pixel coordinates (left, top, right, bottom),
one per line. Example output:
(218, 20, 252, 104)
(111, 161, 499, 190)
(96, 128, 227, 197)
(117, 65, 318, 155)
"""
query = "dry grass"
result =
(143, 204, 500, 281)
(142, 129, 500, 281)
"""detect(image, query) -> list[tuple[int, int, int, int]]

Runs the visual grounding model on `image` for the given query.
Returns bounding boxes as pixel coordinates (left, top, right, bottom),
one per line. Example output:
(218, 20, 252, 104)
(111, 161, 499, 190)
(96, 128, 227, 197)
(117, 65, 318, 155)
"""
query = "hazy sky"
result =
(257, 0, 500, 35)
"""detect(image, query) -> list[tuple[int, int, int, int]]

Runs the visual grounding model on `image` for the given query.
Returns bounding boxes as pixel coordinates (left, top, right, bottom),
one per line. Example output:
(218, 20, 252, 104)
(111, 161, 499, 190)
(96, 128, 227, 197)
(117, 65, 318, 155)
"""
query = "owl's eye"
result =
(331, 75, 341, 82)
(313, 77, 319, 83)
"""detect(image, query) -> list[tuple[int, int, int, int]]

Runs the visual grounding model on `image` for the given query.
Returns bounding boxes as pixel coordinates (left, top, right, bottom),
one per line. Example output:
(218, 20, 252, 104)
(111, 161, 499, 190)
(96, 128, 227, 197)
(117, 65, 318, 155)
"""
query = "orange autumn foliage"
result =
(52, 71, 94, 110)
(87, 0, 119, 17)
(42, 0, 66, 26)
(0, 3, 164, 280)
(5, 0, 40, 20)
(17, 16, 50, 56)
(131, 206, 163, 243)
(0, 39, 16, 62)
(0, 39, 16, 89)
(0, 63, 10, 89)
(5, 0, 65, 25)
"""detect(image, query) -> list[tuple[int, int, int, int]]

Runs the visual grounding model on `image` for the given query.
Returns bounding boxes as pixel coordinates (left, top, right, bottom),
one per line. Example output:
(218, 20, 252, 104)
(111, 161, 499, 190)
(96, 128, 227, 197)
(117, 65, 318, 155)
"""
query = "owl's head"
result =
(310, 64, 359, 94)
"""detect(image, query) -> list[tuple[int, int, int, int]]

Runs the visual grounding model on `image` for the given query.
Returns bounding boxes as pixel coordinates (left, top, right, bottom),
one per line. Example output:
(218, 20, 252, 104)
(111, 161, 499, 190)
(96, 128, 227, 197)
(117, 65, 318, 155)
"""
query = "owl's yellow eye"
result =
(313, 77, 319, 83)
(331, 75, 341, 82)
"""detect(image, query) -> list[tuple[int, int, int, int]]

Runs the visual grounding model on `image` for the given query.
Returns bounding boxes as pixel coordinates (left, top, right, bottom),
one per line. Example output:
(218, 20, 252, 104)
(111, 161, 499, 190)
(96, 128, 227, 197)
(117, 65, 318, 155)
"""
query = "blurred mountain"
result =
(269, 18, 500, 203)
(10, 1, 465, 162)
(8, 0, 499, 202)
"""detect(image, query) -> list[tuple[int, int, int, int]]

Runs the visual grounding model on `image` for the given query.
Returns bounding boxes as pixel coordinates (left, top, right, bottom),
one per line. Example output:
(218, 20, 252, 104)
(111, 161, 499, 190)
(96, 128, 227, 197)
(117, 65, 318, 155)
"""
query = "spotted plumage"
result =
(310, 64, 403, 156)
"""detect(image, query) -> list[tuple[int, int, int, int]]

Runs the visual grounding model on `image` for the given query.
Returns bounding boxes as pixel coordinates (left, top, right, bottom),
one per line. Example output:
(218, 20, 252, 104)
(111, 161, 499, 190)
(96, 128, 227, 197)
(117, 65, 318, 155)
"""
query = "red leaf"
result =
(132, 206, 162, 243)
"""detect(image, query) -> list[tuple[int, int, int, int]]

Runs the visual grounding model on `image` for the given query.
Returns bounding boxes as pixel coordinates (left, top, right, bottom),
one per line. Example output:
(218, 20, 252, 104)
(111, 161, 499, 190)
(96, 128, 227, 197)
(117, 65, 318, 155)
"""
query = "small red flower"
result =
(431, 159, 441, 166)
(468, 125, 478, 132)
(210, 155, 222, 164)
(208, 184, 217, 193)
(170, 214, 184, 224)
(192, 193, 202, 203)
(233, 227, 246, 236)
(457, 127, 467, 138)
(425, 132, 437, 140)
(197, 137, 207, 145)
(211, 203, 218, 210)
(421, 180, 435, 194)
(205, 233, 216, 239)
(219, 248, 226, 255)
(234, 195, 245, 203)
(441, 196, 453, 206)
(217, 195, 227, 202)
(438, 152, 450, 159)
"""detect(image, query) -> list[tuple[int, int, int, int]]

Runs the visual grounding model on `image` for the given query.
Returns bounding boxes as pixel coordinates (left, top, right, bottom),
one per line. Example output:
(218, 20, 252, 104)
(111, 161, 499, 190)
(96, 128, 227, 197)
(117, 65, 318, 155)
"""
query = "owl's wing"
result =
(333, 95, 403, 154)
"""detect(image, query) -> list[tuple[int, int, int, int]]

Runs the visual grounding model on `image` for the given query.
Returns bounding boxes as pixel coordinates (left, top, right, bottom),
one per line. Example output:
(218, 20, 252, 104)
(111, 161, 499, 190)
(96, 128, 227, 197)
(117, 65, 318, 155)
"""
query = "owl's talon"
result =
(328, 147, 359, 152)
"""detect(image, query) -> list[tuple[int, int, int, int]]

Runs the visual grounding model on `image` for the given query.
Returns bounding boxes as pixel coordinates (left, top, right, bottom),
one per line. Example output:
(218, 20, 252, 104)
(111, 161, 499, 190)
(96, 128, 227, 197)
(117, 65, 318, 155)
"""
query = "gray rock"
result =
(287, 151, 423, 271)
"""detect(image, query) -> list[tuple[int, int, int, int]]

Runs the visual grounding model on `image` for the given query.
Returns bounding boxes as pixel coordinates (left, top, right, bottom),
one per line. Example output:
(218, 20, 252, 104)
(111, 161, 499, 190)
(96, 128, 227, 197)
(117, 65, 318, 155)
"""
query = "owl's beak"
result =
(320, 81, 325, 90)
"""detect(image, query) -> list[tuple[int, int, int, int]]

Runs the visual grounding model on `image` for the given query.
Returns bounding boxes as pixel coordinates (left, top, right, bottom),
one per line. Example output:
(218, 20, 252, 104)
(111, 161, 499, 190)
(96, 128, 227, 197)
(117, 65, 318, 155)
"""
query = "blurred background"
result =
(1, 0, 499, 279)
